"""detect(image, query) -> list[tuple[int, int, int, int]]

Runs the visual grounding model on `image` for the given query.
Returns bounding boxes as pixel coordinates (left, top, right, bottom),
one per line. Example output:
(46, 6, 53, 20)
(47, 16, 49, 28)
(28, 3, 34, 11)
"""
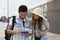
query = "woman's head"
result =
(33, 14, 43, 20)
(32, 8, 45, 19)
(31, 8, 44, 30)
(32, 14, 43, 30)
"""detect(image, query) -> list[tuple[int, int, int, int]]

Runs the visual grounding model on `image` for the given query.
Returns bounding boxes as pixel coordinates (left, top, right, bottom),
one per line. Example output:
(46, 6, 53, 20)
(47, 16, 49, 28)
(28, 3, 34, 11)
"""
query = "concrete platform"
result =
(48, 32, 60, 40)
(0, 22, 60, 40)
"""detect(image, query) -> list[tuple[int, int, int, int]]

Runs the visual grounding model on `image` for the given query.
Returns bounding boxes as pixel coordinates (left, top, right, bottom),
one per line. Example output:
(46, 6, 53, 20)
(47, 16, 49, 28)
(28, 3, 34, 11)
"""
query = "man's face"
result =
(19, 11, 27, 19)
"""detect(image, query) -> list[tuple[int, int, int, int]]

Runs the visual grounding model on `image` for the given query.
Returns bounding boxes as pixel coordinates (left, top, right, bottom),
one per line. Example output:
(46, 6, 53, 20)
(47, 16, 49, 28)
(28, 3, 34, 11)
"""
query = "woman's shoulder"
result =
(43, 18, 50, 29)
(43, 18, 49, 26)
(43, 18, 48, 23)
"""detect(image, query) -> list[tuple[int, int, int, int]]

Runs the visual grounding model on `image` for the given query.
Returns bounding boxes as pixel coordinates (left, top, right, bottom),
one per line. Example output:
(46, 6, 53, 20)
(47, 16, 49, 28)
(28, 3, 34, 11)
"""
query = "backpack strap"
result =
(6, 16, 16, 30)
(12, 16, 16, 30)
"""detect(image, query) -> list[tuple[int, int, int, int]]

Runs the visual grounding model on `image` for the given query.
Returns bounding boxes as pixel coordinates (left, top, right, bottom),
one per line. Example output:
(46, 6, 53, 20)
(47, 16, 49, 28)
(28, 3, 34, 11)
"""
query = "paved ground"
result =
(48, 32, 60, 40)
(0, 22, 60, 40)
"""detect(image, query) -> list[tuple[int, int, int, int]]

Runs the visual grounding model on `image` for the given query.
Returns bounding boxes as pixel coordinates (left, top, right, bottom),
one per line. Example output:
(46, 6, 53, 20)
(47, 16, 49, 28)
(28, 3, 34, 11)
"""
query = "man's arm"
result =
(7, 25, 14, 34)
(7, 25, 21, 34)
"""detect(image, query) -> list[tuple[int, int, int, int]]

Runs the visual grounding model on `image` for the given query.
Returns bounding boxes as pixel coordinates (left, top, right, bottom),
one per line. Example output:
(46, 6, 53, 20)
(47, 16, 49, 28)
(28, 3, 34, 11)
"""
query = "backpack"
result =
(5, 16, 16, 40)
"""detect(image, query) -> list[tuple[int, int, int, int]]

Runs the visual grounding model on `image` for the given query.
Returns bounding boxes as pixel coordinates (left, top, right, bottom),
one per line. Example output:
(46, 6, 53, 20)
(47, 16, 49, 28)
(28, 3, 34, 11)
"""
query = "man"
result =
(7, 5, 32, 40)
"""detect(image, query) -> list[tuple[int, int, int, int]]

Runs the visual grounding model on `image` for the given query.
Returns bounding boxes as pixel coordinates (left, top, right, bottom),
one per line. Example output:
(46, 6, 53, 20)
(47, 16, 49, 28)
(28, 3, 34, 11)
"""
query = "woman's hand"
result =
(38, 29, 48, 36)
(39, 31, 45, 36)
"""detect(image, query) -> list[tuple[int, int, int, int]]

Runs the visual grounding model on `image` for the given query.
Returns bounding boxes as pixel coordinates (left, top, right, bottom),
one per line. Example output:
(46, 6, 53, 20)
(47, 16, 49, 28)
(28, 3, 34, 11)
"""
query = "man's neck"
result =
(21, 18, 24, 20)
(19, 16, 25, 20)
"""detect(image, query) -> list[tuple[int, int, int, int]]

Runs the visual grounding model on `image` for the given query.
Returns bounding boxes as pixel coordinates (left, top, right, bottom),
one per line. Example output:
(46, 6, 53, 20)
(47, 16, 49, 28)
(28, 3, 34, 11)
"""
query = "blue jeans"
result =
(41, 34, 49, 40)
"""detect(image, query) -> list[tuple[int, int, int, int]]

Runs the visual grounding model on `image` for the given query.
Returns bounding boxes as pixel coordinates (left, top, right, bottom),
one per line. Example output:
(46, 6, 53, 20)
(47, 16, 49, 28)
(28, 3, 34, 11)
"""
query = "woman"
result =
(31, 8, 50, 40)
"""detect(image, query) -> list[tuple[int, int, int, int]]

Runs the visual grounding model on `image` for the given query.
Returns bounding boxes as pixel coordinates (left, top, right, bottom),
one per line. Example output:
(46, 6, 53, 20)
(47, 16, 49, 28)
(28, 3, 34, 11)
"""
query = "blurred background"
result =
(0, 0, 60, 40)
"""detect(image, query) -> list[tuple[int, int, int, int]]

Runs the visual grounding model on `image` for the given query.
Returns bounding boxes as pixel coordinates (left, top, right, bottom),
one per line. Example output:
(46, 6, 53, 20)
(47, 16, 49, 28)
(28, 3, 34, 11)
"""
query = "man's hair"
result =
(18, 5, 28, 13)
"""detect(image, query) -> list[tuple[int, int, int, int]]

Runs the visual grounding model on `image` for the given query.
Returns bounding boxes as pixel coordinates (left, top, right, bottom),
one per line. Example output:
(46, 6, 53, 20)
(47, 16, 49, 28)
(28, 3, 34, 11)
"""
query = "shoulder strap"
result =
(12, 16, 16, 30)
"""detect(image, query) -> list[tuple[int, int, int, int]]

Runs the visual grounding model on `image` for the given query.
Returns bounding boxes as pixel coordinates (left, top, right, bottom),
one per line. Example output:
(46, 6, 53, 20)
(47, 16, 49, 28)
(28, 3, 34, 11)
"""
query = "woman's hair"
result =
(32, 14, 43, 30)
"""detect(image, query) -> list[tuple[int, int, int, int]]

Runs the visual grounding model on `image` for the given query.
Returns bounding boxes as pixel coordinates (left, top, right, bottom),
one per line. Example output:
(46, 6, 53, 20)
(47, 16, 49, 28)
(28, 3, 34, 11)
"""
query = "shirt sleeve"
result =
(9, 17, 12, 26)
(28, 18, 32, 33)
(29, 18, 32, 28)
(43, 18, 50, 30)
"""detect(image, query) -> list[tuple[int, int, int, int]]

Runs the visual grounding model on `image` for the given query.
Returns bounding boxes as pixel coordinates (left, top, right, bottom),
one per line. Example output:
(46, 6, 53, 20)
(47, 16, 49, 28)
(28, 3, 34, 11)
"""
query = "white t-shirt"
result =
(34, 18, 50, 37)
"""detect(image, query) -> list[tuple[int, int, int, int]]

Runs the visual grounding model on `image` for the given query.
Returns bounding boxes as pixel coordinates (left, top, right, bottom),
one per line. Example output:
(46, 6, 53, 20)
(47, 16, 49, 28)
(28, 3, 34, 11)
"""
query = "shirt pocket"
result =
(25, 22, 30, 28)
(14, 23, 22, 30)
(15, 22, 22, 28)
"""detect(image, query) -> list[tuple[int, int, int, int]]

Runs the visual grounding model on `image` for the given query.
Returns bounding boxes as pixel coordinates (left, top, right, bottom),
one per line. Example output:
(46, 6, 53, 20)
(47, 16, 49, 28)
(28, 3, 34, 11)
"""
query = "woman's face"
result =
(33, 14, 40, 20)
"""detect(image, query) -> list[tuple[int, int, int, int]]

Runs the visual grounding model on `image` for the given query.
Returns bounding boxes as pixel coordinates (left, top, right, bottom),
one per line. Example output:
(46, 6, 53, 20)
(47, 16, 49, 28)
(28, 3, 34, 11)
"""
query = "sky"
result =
(0, 0, 52, 18)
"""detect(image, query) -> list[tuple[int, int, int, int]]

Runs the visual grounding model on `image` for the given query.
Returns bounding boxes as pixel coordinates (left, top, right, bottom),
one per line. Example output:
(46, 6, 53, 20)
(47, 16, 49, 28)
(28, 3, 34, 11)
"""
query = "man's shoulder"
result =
(26, 16, 29, 20)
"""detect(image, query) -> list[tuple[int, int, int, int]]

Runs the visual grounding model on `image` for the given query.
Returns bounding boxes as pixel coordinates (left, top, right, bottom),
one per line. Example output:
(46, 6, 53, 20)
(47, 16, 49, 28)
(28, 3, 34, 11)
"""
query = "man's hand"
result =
(13, 29, 21, 34)
(25, 33, 32, 36)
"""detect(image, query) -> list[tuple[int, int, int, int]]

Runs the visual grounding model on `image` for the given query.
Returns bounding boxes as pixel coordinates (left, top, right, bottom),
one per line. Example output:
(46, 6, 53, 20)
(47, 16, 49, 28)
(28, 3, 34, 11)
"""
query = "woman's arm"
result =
(39, 29, 48, 36)
(39, 18, 50, 36)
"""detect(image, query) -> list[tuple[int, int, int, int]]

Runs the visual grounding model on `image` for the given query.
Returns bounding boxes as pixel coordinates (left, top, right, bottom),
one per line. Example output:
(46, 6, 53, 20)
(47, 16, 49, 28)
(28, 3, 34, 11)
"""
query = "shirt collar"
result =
(17, 15, 28, 22)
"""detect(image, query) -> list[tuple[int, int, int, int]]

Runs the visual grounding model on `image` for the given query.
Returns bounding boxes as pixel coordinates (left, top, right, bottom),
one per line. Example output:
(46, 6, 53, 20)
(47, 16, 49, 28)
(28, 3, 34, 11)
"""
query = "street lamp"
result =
(7, 0, 9, 18)
(7, 0, 9, 23)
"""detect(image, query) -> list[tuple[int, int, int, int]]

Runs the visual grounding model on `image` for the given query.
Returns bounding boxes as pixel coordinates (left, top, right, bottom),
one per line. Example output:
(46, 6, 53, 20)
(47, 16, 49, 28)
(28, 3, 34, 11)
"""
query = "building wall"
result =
(47, 0, 60, 34)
